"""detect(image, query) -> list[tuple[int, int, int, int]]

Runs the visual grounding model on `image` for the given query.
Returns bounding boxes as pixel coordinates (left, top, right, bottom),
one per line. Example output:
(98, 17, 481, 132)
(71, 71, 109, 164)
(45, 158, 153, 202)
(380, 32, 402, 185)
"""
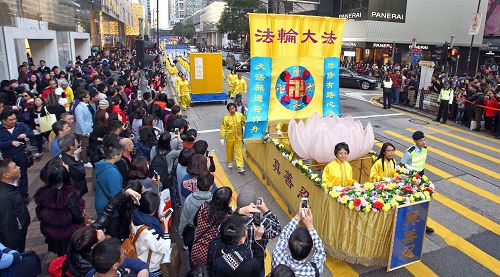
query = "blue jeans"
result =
(393, 88, 400, 105)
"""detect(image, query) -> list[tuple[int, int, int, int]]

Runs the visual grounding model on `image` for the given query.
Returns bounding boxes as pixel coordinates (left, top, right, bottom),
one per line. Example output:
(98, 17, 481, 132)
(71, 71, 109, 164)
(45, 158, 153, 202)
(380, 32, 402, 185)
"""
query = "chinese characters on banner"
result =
(244, 14, 345, 139)
(387, 200, 430, 271)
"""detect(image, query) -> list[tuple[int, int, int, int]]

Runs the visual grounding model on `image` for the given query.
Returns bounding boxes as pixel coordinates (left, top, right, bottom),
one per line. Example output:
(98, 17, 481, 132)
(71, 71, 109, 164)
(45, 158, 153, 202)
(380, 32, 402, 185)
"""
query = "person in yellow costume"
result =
(175, 72, 183, 94)
(178, 75, 191, 111)
(370, 142, 398, 182)
(220, 103, 246, 173)
(233, 74, 247, 97)
(322, 142, 355, 188)
(226, 70, 238, 98)
(60, 80, 74, 109)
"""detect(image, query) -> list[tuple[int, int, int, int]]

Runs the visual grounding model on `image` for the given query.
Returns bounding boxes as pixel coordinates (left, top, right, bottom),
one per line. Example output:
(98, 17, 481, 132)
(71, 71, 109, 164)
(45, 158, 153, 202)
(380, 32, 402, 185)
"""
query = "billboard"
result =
(485, 0, 500, 36)
(338, 0, 407, 23)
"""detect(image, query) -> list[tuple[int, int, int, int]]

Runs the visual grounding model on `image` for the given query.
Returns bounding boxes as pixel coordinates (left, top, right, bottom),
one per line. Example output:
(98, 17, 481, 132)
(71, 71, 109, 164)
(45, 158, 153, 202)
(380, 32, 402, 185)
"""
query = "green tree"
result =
(170, 22, 195, 40)
(218, 0, 265, 39)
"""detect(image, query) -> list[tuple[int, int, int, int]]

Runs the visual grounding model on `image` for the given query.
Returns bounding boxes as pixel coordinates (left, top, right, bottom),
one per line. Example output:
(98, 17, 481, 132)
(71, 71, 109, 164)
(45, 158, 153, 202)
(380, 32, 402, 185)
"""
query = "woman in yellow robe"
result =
(370, 142, 398, 182)
(322, 142, 355, 188)
(226, 70, 237, 98)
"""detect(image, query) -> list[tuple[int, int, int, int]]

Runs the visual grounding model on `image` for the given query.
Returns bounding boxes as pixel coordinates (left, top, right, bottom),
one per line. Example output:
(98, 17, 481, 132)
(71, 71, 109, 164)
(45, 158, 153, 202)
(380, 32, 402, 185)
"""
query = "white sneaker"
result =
(237, 167, 246, 173)
(227, 163, 233, 169)
(84, 162, 93, 168)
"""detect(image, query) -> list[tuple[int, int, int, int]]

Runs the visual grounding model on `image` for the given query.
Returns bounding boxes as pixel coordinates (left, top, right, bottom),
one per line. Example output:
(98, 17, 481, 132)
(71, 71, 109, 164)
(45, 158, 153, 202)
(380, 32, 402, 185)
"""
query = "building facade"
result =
(184, 1, 227, 47)
(0, 0, 92, 80)
(317, 0, 488, 74)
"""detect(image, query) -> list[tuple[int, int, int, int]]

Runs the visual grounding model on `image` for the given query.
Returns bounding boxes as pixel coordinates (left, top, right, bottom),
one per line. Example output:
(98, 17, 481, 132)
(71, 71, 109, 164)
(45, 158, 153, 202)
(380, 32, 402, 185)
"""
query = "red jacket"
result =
(483, 98, 498, 117)
(111, 105, 128, 123)
(390, 74, 402, 89)
(42, 88, 54, 100)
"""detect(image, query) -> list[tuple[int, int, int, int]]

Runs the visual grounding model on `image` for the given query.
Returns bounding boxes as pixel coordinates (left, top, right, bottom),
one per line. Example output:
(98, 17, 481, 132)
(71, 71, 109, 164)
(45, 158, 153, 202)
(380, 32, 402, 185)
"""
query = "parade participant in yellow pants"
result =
(220, 103, 246, 173)
(233, 74, 247, 98)
(227, 70, 238, 98)
(175, 72, 183, 94)
(178, 75, 191, 111)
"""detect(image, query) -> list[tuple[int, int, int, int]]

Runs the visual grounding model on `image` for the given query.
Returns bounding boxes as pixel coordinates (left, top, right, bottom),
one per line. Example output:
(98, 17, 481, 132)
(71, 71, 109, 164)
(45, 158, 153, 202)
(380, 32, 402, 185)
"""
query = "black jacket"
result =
(0, 181, 31, 251)
(91, 190, 130, 230)
(62, 248, 93, 277)
(60, 152, 88, 196)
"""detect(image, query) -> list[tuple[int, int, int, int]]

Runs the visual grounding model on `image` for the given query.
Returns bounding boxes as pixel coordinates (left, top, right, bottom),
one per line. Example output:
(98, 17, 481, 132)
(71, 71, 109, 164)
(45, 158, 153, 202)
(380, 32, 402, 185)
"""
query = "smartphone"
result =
(153, 170, 160, 180)
(205, 151, 209, 157)
(256, 198, 262, 206)
(301, 198, 309, 217)
(132, 195, 140, 205)
(162, 208, 174, 219)
(252, 212, 261, 226)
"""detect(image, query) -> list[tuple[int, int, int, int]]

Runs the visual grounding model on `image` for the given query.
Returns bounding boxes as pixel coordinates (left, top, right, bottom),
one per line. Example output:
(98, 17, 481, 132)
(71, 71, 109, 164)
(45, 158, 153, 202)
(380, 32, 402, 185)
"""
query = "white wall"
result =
(69, 32, 91, 61)
(1, 26, 58, 80)
(343, 0, 488, 46)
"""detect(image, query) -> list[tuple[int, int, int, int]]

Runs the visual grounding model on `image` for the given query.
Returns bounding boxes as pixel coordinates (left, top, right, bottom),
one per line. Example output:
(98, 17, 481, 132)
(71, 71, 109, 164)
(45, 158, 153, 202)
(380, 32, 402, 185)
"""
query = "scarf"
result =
(131, 209, 164, 237)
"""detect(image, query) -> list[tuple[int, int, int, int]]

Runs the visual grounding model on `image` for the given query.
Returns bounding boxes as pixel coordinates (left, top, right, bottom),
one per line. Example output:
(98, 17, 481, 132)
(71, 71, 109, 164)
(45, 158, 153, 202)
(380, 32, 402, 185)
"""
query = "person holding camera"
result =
(272, 202, 326, 277)
(235, 187, 282, 262)
(0, 109, 34, 200)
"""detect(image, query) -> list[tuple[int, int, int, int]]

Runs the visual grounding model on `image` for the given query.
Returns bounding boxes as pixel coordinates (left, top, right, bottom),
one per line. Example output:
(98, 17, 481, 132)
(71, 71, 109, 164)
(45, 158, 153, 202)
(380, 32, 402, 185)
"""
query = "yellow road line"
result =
(405, 262, 439, 277)
(433, 193, 500, 236)
(375, 142, 500, 204)
(243, 150, 360, 277)
(384, 130, 500, 180)
(424, 126, 500, 154)
(211, 153, 272, 274)
(406, 128, 500, 164)
(427, 218, 500, 275)
(375, 142, 500, 234)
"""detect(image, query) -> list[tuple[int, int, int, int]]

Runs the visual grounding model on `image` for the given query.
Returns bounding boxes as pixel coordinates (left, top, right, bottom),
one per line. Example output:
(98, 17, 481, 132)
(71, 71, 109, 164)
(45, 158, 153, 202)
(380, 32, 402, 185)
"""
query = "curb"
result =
(373, 96, 436, 121)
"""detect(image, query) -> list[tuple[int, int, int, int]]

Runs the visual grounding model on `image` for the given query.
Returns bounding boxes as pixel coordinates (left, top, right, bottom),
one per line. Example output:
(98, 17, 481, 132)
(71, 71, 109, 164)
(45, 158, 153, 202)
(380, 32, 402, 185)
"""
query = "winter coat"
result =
(94, 160, 123, 214)
(34, 184, 84, 242)
(0, 182, 30, 251)
(60, 152, 88, 196)
(0, 122, 34, 159)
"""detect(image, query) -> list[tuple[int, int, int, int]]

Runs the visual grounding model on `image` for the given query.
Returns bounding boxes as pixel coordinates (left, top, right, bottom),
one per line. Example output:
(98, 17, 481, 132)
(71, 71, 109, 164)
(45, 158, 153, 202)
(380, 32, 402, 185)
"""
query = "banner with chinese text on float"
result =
(244, 14, 344, 139)
(387, 200, 430, 271)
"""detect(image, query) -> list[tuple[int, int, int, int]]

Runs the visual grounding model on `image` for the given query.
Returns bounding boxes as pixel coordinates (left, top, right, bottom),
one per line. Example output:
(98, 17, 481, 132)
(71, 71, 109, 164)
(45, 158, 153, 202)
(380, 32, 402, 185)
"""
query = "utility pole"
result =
(466, 0, 481, 75)
(156, 0, 160, 53)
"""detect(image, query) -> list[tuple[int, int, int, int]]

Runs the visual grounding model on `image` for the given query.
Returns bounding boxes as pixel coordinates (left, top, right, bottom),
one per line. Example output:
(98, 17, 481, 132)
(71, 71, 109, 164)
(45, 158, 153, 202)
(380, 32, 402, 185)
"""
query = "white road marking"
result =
(196, 114, 402, 134)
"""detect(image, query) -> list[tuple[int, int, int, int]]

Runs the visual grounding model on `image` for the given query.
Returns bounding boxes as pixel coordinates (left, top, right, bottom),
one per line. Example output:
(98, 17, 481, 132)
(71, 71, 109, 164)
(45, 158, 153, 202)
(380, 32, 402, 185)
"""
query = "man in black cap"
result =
(399, 130, 434, 233)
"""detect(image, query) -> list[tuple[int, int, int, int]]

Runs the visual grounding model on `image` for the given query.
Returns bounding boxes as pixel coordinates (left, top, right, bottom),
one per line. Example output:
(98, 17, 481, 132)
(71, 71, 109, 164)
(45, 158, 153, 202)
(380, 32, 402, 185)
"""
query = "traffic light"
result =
(448, 48, 458, 57)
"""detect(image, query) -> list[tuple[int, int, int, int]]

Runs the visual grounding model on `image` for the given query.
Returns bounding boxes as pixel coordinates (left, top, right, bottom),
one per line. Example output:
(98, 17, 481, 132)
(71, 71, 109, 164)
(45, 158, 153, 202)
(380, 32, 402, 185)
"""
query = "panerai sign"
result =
(338, 0, 408, 23)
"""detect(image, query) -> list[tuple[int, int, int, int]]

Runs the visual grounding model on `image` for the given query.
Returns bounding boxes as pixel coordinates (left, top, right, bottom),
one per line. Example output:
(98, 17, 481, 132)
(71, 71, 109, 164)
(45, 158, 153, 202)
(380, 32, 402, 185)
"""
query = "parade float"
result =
(242, 13, 434, 266)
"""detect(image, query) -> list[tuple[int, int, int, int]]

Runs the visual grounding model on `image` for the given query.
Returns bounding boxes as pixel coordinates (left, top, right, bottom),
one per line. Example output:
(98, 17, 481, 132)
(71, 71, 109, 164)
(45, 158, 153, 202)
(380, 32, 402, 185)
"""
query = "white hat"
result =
(55, 87, 64, 96)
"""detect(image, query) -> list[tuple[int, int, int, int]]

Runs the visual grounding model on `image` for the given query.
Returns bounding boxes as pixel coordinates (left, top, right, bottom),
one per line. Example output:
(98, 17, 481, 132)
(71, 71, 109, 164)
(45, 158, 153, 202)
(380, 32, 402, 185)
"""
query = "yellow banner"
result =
(189, 53, 223, 94)
(248, 14, 344, 122)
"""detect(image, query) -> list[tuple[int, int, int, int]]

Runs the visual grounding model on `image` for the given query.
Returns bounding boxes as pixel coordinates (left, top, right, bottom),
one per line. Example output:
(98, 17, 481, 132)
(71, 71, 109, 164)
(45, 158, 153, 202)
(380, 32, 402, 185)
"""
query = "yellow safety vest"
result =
(440, 89, 452, 101)
(383, 80, 393, 88)
(408, 146, 428, 172)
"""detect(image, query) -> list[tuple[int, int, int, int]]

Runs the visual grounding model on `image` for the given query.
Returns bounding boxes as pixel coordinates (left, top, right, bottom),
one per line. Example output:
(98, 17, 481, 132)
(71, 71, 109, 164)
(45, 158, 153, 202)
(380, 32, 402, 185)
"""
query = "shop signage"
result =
(342, 42, 366, 48)
(409, 45, 430, 50)
(373, 43, 392, 48)
(343, 51, 356, 57)
(337, 0, 407, 23)
(387, 200, 430, 271)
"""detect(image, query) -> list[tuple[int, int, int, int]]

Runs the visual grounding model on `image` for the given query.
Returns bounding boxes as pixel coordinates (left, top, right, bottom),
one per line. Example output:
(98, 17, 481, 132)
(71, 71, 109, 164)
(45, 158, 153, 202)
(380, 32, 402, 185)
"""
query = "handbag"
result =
(39, 107, 57, 133)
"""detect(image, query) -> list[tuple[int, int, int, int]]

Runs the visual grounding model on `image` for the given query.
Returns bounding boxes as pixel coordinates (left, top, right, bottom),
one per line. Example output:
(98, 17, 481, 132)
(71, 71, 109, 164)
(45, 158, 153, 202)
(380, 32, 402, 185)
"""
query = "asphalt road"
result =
(173, 67, 500, 276)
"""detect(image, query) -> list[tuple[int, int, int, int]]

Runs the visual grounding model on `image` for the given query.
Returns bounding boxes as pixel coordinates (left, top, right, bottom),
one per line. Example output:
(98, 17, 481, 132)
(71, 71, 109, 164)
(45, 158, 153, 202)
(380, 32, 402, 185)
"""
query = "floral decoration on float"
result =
(327, 168, 434, 213)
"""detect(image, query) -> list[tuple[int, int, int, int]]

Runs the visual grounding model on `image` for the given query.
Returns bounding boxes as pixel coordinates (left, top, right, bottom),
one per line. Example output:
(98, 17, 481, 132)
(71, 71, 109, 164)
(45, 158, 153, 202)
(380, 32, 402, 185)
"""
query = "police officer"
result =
(382, 75, 393, 109)
(399, 131, 434, 233)
(435, 81, 454, 124)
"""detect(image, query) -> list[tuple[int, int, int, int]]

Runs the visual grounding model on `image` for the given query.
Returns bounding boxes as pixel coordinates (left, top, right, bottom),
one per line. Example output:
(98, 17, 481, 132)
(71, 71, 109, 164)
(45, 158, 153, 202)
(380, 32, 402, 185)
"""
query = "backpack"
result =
(122, 225, 149, 259)
(48, 255, 67, 277)
(150, 149, 172, 190)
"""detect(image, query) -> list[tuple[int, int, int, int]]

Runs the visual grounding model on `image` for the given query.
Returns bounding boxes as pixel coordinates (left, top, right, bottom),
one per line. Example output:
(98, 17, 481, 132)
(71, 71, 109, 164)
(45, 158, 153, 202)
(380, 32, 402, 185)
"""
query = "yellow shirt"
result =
(63, 87, 74, 104)
(234, 78, 247, 94)
(369, 158, 398, 182)
(178, 79, 190, 96)
(322, 159, 354, 188)
(220, 112, 246, 141)
(227, 74, 238, 86)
